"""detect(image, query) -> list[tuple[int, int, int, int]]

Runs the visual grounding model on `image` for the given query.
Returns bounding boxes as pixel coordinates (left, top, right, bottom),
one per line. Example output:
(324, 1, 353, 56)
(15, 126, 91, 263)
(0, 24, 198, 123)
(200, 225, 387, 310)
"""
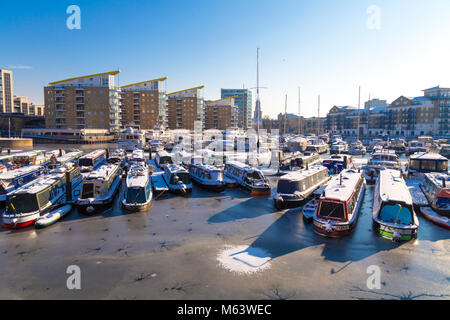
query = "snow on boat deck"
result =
(406, 179, 429, 206)
(322, 169, 362, 202)
(379, 169, 412, 205)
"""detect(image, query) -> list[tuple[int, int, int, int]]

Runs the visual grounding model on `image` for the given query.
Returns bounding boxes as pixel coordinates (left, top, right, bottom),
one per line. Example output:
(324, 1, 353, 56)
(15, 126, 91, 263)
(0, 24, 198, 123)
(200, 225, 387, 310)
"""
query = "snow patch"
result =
(217, 245, 272, 274)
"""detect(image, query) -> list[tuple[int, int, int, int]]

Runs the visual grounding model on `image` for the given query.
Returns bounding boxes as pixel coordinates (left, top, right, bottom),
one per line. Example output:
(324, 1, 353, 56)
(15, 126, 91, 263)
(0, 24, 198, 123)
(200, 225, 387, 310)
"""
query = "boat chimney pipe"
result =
(340, 173, 343, 186)
(65, 170, 72, 203)
(443, 177, 446, 188)
(106, 148, 109, 159)
(59, 149, 62, 157)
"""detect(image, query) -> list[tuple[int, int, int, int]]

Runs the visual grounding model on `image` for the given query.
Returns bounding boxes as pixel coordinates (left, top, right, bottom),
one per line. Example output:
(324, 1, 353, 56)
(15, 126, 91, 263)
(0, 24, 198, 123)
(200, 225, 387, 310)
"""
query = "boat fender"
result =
(324, 221, 334, 233)
(12, 218, 18, 226)
(393, 231, 402, 242)
(86, 206, 95, 214)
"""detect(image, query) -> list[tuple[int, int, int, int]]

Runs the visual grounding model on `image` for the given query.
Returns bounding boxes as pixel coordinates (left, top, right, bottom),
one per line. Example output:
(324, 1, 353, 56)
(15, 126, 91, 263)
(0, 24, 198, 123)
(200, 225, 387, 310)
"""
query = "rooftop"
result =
(379, 169, 412, 204)
(322, 169, 362, 202)
(120, 77, 167, 88)
(49, 70, 120, 85)
(168, 86, 204, 96)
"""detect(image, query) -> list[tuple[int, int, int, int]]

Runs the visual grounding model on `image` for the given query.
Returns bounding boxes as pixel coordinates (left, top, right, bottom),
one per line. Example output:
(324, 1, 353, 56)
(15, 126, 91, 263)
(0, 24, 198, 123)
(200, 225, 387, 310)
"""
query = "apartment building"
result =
(204, 96, 238, 130)
(44, 70, 121, 131)
(221, 89, 252, 129)
(167, 86, 204, 130)
(0, 69, 14, 113)
(325, 86, 448, 138)
(13, 96, 29, 114)
(120, 77, 168, 130)
(29, 103, 44, 116)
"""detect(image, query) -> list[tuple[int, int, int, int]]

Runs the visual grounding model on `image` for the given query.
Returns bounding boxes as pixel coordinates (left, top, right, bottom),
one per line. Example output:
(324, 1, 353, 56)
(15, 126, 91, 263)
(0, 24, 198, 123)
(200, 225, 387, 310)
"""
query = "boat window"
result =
(277, 179, 302, 193)
(247, 170, 263, 180)
(7, 193, 39, 214)
(126, 187, 147, 204)
(81, 183, 94, 199)
(436, 161, 448, 172)
(379, 203, 413, 225)
(410, 159, 420, 170)
(318, 201, 345, 220)
(171, 172, 191, 185)
(37, 189, 51, 208)
(79, 158, 94, 167)
(421, 160, 437, 171)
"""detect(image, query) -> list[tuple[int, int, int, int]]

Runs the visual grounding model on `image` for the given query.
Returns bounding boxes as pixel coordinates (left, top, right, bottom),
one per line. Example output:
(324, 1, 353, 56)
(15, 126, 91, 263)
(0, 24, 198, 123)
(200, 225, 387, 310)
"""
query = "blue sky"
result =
(2, 0, 450, 118)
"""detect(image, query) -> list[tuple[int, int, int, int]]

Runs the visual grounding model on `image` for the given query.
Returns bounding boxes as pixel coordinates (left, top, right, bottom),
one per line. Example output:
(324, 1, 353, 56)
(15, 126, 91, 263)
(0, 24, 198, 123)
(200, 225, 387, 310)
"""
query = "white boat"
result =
(406, 140, 427, 155)
(313, 169, 366, 237)
(0, 165, 47, 203)
(348, 141, 366, 155)
(155, 150, 174, 169)
(35, 204, 72, 228)
(122, 163, 152, 211)
(302, 198, 319, 223)
(107, 149, 127, 168)
(330, 141, 348, 154)
(51, 150, 84, 168)
(162, 164, 192, 195)
(364, 149, 400, 183)
(189, 163, 225, 192)
(13, 150, 46, 166)
(419, 207, 450, 230)
(2, 163, 81, 229)
(118, 127, 146, 152)
(273, 165, 330, 209)
(224, 161, 271, 195)
(305, 139, 328, 154)
(128, 149, 146, 166)
(373, 169, 419, 241)
(78, 149, 107, 173)
(76, 163, 121, 215)
(407, 152, 448, 180)
(279, 151, 321, 172)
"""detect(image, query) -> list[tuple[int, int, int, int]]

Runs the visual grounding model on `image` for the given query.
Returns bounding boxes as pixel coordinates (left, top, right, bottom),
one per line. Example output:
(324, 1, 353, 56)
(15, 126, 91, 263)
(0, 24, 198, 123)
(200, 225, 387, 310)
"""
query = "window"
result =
(318, 201, 345, 220)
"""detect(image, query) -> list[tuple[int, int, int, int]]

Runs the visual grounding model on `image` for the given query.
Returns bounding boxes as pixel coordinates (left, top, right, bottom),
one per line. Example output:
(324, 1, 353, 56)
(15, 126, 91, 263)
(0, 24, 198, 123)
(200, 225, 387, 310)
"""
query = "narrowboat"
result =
(128, 149, 146, 166)
(273, 165, 329, 209)
(155, 150, 174, 169)
(420, 172, 450, 217)
(48, 150, 84, 169)
(118, 127, 146, 152)
(189, 164, 225, 192)
(313, 169, 366, 237)
(279, 151, 320, 171)
(322, 155, 353, 175)
(286, 137, 308, 152)
(122, 163, 152, 211)
(0, 165, 47, 203)
(373, 169, 419, 241)
(439, 144, 450, 159)
(13, 150, 45, 166)
(407, 152, 448, 180)
(224, 161, 271, 195)
(363, 150, 400, 183)
(2, 163, 81, 229)
(76, 163, 121, 215)
(78, 149, 107, 173)
(162, 164, 192, 195)
(148, 160, 169, 196)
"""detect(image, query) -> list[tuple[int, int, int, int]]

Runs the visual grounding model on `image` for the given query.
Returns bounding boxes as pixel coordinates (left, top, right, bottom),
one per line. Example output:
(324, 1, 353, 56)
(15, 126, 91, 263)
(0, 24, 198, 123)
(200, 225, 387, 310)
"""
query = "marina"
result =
(0, 142, 448, 300)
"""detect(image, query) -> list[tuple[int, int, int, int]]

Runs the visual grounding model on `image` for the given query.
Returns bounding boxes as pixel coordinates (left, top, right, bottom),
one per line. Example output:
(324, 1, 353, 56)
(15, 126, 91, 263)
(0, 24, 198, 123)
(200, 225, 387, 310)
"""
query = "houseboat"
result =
(407, 152, 448, 179)
(0, 165, 47, 203)
(313, 169, 366, 237)
(329, 135, 343, 145)
(279, 151, 320, 171)
(373, 169, 419, 241)
(76, 163, 121, 215)
(439, 144, 450, 158)
(273, 165, 329, 209)
(406, 140, 427, 155)
(107, 149, 127, 168)
(368, 139, 387, 152)
(162, 164, 192, 195)
(330, 141, 348, 154)
(286, 137, 308, 152)
(189, 164, 225, 192)
(13, 150, 45, 166)
(122, 163, 152, 211)
(118, 127, 146, 152)
(322, 155, 353, 175)
(420, 172, 450, 218)
(2, 163, 81, 229)
(364, 150, 401, 183)
(48, 150, 84, 169)
(155, 150, 174, 169)
(148, 160, 169, 196)
(224, 161, 271, 195)
(78, 149, 107, 173)
(305, 139, 328, 154)
(128, 149, 146, 166)
(302, 184, 327, 223)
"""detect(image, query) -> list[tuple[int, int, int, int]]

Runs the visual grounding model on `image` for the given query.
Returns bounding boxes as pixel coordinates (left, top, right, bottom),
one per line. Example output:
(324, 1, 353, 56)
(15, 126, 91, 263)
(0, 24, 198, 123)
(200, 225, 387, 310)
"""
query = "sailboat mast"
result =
(357, 86, 361, 141)
(298, 87, 301, 135)
(317, 95, 320, 136)
(256, 47, 260, 133)
(284, 94, 288, 135)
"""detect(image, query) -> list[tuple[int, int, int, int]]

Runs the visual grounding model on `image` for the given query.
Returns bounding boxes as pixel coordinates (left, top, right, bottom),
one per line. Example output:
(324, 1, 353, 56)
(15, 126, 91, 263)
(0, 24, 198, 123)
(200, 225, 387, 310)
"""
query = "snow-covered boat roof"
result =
(14, 167, 70, 195)
(409, 152, 447, 161)
(378, 169, 412, 205)
(13, 150, 45, 158)
(372, 150, 398, 157)
(57, 150, 83, 163)
(323, 154, 352, 161)
(288, 137, 307, 143)
(84, 163, 119, 181)
(156, 150, 173, 158)
(79, 149, 106, 160)
(280, 165, 328, 182)
(119, 127, 144, 135)
(322, 169, 362, 202)
(127, 164, 148, 188)
(131, 149, 145, 158)
(190, 163, 222, 172)
(0, 165, 44, 180)
(425, 172, 450, 188)
(164, 164, 188, 174)
(226, 161, 262, 173)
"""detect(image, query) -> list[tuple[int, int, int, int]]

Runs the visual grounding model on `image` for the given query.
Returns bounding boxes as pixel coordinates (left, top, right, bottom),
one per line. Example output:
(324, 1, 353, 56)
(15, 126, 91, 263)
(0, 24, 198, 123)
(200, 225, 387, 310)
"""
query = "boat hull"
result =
(122, 199, 152, 212)
(191, 177, 226, 193)
(35, 204, 72, 228)
(372, 220, 418, 241)
(273, 197, 307, 209)
(420, 206, 450, 230)
(2, 212, 39, 229)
